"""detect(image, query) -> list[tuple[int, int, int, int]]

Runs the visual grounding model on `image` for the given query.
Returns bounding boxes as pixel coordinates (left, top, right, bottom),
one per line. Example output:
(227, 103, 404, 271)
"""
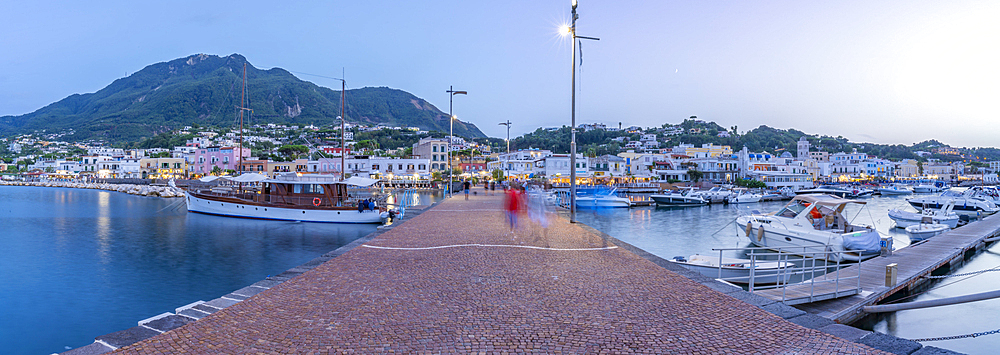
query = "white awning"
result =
(231, 173, 268, 183)
(198, 175, 231, 183)
(343, 176, 380, 187)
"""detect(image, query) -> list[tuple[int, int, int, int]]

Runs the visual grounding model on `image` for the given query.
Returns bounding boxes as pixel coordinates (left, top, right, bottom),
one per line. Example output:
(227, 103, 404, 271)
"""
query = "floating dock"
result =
(756, 213, 1000, 324)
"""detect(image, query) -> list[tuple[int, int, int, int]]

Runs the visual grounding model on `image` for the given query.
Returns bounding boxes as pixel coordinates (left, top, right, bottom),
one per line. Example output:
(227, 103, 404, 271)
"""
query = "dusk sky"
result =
(2, 1, 998, 148)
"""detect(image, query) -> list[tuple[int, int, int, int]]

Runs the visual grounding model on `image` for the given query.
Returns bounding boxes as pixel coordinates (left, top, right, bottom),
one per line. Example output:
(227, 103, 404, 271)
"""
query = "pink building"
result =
(190, 146, 251, 175)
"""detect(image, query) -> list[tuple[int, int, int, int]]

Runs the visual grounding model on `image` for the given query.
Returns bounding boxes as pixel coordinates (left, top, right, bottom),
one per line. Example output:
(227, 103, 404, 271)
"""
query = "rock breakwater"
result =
(0, 181, 186, 198)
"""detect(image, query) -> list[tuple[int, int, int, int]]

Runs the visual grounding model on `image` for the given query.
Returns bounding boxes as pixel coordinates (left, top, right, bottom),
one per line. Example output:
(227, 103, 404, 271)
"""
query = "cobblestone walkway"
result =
(117, 193, 884, 354)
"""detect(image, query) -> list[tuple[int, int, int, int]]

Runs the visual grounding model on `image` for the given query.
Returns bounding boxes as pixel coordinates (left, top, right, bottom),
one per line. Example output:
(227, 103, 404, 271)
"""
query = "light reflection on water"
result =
(0, 186, 398, 355)
(575, 193, 997, 354)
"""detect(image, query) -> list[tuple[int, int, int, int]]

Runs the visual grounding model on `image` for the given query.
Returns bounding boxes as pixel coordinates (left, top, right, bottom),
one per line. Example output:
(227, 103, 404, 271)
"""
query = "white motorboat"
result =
(907, 189, 999, 217)
(905, 223, 949, 241)
(877, 184, 913, 196)
(736, 194, 883, 262)
(690, 187, 734, 202)
(651, 188, 708, 207)
(888, 200, 959, 229)
(185, 173, 389, 223)
(575, 188, 631, 208)
(913, 183, 946, 193)
(670, 254, 792, 285)
(795, 186, 853, 198)
(727, 189, 763, 204)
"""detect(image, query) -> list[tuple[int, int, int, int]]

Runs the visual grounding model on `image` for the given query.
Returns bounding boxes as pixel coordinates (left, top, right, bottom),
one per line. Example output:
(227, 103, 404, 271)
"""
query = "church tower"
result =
(797, 137, 810, 159)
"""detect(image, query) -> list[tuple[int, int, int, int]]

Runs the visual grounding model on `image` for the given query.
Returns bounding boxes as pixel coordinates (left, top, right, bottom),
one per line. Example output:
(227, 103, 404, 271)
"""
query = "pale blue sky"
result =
(1, 1, 998, 147)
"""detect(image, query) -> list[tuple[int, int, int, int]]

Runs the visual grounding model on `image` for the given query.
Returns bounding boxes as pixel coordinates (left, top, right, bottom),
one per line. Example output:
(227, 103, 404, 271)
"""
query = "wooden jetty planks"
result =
(757, 213, 1000, 324)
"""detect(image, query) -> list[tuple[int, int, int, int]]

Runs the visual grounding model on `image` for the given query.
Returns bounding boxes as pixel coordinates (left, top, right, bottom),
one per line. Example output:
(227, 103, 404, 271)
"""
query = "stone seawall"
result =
(0, 181, 186, 198)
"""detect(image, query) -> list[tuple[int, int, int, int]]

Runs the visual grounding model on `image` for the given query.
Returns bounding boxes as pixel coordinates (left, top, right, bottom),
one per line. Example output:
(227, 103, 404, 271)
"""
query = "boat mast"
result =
(239, 62, 246, 176)
(340, 73, 346, 181)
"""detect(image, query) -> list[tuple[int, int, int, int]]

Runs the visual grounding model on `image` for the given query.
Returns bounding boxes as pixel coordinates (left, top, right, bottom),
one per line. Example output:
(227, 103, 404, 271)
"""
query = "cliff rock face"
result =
(0, 53, 486, 142)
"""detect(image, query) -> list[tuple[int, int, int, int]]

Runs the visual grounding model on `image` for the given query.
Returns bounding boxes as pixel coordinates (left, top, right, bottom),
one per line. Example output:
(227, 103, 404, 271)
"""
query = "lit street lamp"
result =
(567, 0, 599, 223)
(447, 86, 467, 198)
(498, 120, 511, 154)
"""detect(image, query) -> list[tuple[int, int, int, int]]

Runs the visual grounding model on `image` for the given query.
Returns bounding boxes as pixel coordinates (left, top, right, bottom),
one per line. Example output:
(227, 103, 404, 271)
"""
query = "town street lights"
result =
(567, 0, 599, 223)
(498, 120, 511, 154)
(447, 86, 467, 198)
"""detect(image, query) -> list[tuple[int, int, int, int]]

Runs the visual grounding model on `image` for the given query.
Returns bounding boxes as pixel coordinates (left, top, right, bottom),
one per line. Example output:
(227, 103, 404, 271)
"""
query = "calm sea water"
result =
(0, 186, 440, 355)
(575, 193, 998, 355)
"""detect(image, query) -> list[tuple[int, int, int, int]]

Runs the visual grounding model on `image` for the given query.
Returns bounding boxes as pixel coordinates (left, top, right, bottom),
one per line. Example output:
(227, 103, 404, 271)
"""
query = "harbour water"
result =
(575, 192, 998, 354)
(0, 186, 438, 355)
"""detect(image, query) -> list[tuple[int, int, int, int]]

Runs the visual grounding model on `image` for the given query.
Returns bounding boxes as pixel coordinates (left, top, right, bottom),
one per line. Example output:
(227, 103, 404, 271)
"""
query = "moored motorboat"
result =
(905, 223, 949, 241)
(670, 254, 792, 284)
(650, 188, 708, 207)
(727, 189, 763, 204)
(575, 187, 631, 208)
(736, 194, 883, 262)
(888, 200, 959, 229)
(877, 184, 913, 195)
(795, 186, 853, 198)
(185, 173, 389, 223)
(907, 190, 999, 217)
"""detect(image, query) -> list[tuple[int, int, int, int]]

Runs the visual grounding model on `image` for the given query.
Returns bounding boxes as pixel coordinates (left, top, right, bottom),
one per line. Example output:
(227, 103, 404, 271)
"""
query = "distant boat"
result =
(877, 184, 913, 196)
(670, 254, 792, 285)
(727, 189, 763, 204)
(575, 187, 631, 208)
(650, 188, 708, 207)
(795, 186, 853, 198)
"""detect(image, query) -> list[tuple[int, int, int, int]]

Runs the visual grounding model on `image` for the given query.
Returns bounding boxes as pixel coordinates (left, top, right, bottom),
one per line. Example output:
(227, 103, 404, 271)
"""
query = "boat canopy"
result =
(231, 173, 268, 183)
(198, 175, 231, 183)
(262, 173, 380, 187)
(790, 194, 865, 208)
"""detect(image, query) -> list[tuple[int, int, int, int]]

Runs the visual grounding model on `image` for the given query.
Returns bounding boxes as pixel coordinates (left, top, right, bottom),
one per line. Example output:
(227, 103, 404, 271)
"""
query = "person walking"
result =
(504, 185, 522, 236)
(463, 180, 471, 200)
(490, 181, 496, 196)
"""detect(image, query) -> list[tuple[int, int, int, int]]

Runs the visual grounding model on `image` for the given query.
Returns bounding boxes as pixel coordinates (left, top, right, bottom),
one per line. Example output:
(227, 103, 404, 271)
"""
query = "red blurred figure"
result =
(504, 185, 523, 232)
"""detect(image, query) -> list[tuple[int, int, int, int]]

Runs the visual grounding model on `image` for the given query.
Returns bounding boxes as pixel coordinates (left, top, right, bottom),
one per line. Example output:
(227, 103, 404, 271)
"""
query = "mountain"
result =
(0, 53, 485, 142)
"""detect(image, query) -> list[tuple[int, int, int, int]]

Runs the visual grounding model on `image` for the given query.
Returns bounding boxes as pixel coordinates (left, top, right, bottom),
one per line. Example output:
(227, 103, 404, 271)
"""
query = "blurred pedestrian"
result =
(504, 184, 522, 236)
(463, 180, 471, 200)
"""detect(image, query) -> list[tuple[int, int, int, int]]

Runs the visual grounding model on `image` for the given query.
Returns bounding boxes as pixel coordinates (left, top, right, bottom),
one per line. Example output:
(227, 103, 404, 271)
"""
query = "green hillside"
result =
(0, 53, 485, 142)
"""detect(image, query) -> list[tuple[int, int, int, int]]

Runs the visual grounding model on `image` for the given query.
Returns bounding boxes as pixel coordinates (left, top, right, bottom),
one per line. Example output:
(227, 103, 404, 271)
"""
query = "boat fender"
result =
(757, 225, 765, 242)
(745, 224, 753, 238)
(312, 198, 321, 207)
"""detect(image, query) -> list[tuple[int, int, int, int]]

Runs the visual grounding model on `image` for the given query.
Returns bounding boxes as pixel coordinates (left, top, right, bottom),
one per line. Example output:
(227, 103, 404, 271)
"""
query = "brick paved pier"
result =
(107, 193, 891, 354)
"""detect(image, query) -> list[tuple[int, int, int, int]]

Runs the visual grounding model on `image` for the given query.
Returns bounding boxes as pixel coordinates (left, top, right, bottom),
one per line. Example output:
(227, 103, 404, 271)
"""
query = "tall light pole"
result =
(447, 86, 467, 198)
(568, 0, 599, 223)
(498, 120, 511, 154)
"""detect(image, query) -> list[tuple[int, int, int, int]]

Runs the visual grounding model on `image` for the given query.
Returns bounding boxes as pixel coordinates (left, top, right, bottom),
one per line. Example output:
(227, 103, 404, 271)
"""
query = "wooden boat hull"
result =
(185, 192, 387, 223)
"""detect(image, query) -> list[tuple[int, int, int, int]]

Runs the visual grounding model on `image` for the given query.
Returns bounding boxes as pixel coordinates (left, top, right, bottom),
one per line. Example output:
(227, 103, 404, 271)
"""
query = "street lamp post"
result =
(447, 86, 467, 198)
(498, 120, 511, 154)
(568, 0, 599, 223)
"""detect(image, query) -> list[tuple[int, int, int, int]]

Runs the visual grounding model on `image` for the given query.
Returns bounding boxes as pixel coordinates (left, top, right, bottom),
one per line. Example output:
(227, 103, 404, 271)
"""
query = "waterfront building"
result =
(139, 158, 187, 179)
(189, 146, 251, 176)
(617, 152, 667, 177)
(237, 159, 269, 174)
(673, 143, 732, 158)
(411, 138, 450, 171)
(895, 159, 919, 178)
(487, 149, 552, 179)
(590, 155, 627, 180)
(535, 154, 589, 182)
(79, 155, 113, 174)
(749, 171, 813, 189)
(689, 156, 740, 183)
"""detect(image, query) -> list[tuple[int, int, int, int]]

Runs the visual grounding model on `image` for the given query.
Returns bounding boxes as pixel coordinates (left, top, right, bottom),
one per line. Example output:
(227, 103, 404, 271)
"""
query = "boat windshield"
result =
(775, 200, 811, 218)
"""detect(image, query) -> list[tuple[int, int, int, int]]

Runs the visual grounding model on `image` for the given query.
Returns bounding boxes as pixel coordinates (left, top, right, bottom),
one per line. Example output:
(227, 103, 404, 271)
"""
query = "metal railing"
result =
(710, 246, 864, 303)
